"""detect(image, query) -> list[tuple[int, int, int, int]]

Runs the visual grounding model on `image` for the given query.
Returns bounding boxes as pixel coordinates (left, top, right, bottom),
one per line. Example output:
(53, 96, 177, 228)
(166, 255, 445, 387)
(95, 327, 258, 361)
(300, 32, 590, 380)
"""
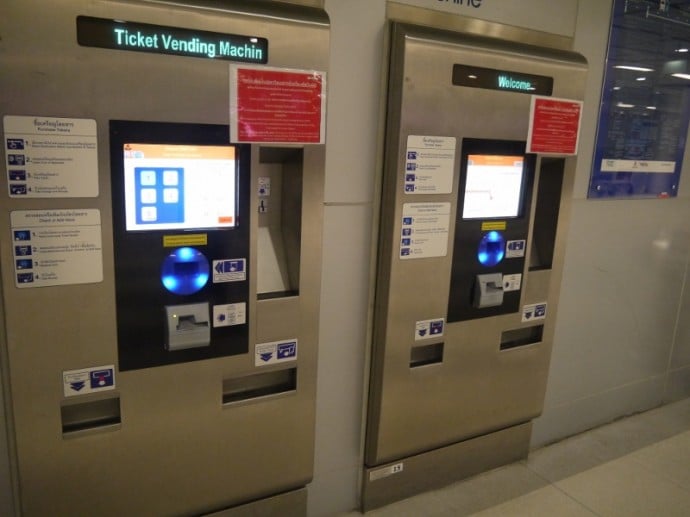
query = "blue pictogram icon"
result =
(277, 342, 297, 359)
(90, 369, 114, 389)
(430, 320, 444, 335)
(70, 381, 86, 392)
(260, 352, 273, 362)
(215, 260, 244, 274)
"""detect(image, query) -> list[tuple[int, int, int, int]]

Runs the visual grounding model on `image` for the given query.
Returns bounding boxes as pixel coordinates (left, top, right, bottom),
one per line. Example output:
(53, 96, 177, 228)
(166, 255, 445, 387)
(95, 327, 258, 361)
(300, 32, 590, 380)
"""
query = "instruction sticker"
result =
(11, 209, 103, 288)
(258, 177, 271, 196)
(213, 302, 246, 328)
(415, 318, 445, 341)
(255, 339, 298, 366)
(503, 274, 522, 292)
(522, 302, 547, 322)
(4, 115, 98, 197)
(400, 202, 451, 259)
(163, 233, 207, 248)
(404, 135, 456, 194)
(506, 240, 526, 258)
(63, 365, 116, 397)
(213, 258, 246, 283)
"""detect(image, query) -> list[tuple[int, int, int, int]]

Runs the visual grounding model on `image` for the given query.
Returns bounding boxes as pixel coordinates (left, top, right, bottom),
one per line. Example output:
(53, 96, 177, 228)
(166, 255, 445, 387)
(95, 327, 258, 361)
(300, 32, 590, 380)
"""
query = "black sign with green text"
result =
(77, 16, 268, 63)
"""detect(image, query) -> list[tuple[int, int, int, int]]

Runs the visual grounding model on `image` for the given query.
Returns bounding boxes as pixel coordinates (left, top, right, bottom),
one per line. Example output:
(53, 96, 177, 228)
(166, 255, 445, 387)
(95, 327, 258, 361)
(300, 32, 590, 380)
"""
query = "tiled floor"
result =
(344, 397, 690, 516)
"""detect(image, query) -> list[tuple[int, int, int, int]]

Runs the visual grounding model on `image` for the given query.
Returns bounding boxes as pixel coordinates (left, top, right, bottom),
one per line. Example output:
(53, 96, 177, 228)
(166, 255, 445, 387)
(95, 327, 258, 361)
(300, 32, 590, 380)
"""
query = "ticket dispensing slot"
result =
(165, 303, 210, 351)
(473, 273, 504, 308)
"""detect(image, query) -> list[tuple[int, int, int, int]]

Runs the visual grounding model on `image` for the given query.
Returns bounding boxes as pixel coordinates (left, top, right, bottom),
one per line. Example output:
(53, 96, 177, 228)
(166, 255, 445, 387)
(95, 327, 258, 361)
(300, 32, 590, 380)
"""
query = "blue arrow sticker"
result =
(70, 381, 86, 392)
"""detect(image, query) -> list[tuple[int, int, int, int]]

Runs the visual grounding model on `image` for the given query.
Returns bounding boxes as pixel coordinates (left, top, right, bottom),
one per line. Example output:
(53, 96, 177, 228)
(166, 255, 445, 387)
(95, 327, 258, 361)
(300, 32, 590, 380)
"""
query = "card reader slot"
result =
(500, 325, 544, 350)
(222, 367, 297, 405)
(61, 396, 121, 437)
(410, 342, 444, 368)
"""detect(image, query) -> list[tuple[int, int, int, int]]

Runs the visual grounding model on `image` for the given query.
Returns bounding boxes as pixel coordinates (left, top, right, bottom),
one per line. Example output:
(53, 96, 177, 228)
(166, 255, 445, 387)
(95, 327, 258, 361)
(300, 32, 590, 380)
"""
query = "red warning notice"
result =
(230, 66, 326, 144)
(527, 96, 583, 155)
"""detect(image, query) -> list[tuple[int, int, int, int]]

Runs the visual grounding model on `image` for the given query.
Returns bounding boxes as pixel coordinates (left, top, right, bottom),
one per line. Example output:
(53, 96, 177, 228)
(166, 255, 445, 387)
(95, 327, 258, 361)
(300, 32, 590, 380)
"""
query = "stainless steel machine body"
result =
(363, 17, 587, 510)
(0, 1, 328, 515)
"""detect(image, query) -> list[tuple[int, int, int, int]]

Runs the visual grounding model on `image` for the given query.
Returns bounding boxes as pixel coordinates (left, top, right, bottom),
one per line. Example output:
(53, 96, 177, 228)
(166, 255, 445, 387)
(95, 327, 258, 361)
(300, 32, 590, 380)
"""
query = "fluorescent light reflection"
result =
(614, 65, 655, 72)
(672, 73, 690, 80)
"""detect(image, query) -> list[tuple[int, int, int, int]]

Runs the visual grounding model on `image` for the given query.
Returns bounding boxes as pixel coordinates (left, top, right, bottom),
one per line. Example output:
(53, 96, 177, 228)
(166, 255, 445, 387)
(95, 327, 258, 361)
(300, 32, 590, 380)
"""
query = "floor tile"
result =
(468, 485, 597, 517)
(439, 463, 549, 515)
(555, 455, 690, 517)
(628, 430, 690, 491)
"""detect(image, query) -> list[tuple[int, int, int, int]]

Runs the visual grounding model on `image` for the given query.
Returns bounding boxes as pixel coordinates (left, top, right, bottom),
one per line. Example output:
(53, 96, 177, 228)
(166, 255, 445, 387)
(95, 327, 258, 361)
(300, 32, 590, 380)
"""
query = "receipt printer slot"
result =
(473, 273, 504, 308)
(165, 303, 210, 351)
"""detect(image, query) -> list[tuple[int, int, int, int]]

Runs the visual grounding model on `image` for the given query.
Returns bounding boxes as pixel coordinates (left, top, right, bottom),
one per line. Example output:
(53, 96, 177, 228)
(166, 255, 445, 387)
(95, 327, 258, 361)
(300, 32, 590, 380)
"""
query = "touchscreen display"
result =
(462, 154, 524, 219)
(123, 143, 237, 231)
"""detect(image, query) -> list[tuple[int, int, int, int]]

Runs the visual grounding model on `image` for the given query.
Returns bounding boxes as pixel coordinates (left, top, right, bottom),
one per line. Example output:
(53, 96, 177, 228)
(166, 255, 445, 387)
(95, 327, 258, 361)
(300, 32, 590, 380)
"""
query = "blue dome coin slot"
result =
(477, 231, 505, 267)
(161, 247, 210, 295)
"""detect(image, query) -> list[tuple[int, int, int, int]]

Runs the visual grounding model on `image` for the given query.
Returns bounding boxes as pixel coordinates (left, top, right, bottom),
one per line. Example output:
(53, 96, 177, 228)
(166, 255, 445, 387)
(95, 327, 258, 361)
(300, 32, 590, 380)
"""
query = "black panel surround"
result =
(110, 120, 251, 371)
(447, 139, 535, 323)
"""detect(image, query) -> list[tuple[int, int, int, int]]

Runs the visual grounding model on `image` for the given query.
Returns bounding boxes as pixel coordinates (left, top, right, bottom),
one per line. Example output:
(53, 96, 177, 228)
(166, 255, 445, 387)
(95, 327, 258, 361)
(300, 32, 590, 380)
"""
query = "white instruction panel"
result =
(400, 202, 451, 259)
(10, 209, 103, 288)
(4, 115, 98, 197)
(404, 135, 456, 194)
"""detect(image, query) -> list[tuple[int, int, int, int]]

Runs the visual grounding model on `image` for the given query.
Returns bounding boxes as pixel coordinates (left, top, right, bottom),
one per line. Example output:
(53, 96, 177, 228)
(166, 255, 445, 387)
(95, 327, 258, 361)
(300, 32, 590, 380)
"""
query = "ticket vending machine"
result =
(0, 1, 327, 516)
(363, 19, 586, 510)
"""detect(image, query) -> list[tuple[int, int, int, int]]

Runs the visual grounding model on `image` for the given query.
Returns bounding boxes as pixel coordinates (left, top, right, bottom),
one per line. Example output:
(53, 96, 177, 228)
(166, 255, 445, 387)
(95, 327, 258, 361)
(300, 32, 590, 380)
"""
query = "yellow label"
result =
(163, 234, 208, 248)
(481, 221, 507, 231)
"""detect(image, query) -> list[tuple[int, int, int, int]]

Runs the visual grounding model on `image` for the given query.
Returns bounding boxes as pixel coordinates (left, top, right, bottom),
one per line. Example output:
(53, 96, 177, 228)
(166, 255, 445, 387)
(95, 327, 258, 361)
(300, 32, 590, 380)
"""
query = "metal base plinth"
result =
(362, 422, 532, 512)
(205, 488, 307, 517)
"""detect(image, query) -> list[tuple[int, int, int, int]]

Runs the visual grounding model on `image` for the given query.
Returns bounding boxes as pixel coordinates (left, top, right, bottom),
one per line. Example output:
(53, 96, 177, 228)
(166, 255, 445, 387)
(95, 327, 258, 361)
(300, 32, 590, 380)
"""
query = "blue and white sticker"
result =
(522, 302, 547, 322)
(213, 302, 246, 328)
(415, 318, 445, 341)
(506, 240, 526, 258)
(503, 273, 522, 292)
(255, 339, 298, 367)
(212, 258, 246, 283)
(63, 365, 116, 397)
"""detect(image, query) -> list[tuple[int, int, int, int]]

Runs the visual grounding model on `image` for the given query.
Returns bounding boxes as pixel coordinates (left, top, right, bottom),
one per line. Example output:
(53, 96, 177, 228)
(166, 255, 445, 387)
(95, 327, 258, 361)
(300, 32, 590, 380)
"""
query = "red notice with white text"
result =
(230, 65, 326, 144)
(527, 96, 583, 155)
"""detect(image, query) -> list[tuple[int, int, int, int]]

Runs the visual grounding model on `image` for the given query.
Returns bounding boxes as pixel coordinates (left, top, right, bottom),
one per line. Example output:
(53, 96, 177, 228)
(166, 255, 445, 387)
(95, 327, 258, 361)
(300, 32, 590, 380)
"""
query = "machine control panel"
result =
(110, 120, 251, 371)
(447, 138, 535, 322)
